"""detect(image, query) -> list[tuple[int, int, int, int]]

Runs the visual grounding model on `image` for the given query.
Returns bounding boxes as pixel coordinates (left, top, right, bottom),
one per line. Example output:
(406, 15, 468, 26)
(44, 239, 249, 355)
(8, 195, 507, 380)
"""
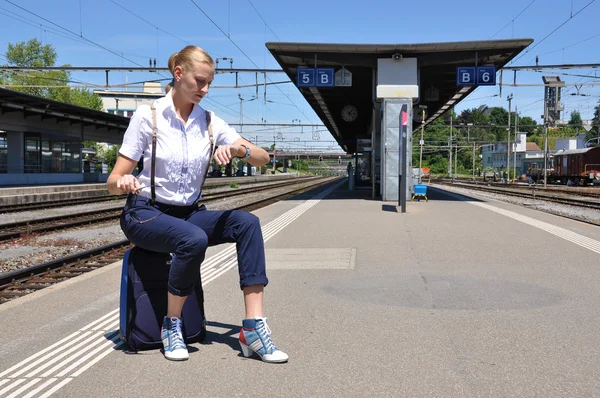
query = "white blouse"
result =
(119, 93, 241, 206)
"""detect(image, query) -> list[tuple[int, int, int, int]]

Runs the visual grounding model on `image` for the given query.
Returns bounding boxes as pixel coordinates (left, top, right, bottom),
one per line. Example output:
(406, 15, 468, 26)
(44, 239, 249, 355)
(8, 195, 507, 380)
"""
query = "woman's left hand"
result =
(213, 145, 244, 165)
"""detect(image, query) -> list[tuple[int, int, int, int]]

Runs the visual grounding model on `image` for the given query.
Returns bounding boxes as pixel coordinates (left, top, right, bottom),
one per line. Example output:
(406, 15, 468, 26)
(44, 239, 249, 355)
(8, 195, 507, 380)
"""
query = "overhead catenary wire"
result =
(4, 0, 159, 70)
(5, 71, 105, 89)
(247, 0, 281, 41)
(489, 0, 537, 39)
(189, 0, 314, 123)
(107, 0, 192, 47)
(0, 7, 92, 48)
(512, 0, 597, 64)
(538, 31, 600, 58)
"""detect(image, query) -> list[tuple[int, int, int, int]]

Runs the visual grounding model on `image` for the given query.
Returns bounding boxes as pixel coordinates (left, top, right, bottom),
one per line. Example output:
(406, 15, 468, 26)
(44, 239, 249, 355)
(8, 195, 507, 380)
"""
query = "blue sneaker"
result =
(161, 316, 189, 361)
(239, 317, 288, 363)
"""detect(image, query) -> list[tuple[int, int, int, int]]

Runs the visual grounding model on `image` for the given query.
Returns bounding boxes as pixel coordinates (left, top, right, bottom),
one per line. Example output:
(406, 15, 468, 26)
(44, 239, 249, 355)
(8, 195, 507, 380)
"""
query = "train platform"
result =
(2, 181, 600, 397)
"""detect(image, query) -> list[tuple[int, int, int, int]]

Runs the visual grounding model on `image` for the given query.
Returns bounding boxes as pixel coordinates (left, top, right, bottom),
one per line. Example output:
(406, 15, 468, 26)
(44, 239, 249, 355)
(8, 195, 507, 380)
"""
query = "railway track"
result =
(0, 177, 320, 242)
(436, 180, 600, 211)
(0, 175, 298, 213)
(0, 195, 125, 214)
(0, 177, 340, 303)
(432, 177, 600, 199)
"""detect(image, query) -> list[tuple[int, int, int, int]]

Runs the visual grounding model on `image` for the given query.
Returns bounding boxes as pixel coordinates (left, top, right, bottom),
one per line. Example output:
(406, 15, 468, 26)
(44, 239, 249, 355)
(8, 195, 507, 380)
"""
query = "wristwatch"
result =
(239, 144, 251, 160)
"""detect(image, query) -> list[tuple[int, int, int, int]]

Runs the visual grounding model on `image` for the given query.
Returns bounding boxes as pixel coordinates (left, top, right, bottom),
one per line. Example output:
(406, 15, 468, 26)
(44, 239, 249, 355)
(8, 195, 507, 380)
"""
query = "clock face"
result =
(341, 105, 358, 122)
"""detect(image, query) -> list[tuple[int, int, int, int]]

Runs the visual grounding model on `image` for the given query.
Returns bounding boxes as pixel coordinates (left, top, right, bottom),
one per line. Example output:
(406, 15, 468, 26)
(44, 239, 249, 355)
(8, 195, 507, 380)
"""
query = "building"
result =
(267, 38, 532, 201)
(481, 132, 593, 178)
(0, 87, 128, 185)
(481, 133, 544, 177)
(556, 134, 587, 151)
(94, 82, 165, 117)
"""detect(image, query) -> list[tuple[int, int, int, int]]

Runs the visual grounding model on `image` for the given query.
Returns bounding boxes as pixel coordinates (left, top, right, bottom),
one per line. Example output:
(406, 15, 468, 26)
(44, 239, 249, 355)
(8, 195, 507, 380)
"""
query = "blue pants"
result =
(120, 195, 268, 296)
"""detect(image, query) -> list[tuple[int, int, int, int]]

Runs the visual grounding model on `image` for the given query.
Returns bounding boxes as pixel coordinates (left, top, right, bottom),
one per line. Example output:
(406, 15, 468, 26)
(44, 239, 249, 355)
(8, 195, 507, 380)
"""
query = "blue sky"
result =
(1, 0, 599, 150)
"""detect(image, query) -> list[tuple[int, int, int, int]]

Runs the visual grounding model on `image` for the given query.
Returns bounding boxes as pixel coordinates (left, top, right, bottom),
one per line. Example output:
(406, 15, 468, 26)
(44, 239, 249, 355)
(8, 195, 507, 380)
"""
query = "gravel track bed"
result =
(438, 184, 600, 224)
(0, 179, 330, 274)
(0, 199, 127, 224)
(0, 181, 303, 225)
(0, 223, 126, 273)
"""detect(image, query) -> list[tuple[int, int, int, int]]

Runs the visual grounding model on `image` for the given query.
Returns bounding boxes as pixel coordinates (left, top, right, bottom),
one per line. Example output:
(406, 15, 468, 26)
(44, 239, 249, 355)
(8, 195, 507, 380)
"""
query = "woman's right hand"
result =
(116, 174, 141, 194)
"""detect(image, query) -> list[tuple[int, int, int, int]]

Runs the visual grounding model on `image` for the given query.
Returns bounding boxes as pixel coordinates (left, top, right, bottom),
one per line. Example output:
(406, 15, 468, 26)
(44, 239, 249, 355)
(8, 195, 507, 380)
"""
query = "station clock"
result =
(341, 105, 358, 122)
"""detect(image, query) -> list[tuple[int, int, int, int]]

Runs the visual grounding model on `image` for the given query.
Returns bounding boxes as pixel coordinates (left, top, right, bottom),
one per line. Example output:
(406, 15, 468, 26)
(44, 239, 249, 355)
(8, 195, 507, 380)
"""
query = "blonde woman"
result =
(107, 46, 288, 363)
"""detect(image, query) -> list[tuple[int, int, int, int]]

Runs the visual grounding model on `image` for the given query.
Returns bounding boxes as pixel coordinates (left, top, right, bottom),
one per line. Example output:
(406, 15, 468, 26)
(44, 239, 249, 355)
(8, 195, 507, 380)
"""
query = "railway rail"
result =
(432, 177, 600, 199)
(0, 176, 340, 303)
(436, 180, 600, 211)
(0, 177, 320, 242)
(0, 175, 297, 213)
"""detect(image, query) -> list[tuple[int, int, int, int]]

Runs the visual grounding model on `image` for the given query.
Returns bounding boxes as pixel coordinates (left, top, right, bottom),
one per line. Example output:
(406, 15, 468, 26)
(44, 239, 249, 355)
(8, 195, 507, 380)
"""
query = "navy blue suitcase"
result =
(119, 247, 206, 352)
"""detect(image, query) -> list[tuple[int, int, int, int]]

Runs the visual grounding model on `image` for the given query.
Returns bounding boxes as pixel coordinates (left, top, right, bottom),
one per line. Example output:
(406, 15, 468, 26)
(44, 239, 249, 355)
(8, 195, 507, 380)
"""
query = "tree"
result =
(103, 145, 120, 171)
(585, 100, 600, 147)
(592, 100, 600, 137)
(518, 116, 537, 135)
(488, 107, 509, 141)
(569, 111, 583, 129)
(1, 38, 103, 111)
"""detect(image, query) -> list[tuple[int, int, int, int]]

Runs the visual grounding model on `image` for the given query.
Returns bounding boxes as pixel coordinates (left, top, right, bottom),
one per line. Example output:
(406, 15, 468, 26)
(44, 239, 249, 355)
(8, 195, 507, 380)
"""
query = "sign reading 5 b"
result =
(456, 66, 496, 86)
(297, 68, 335, 87)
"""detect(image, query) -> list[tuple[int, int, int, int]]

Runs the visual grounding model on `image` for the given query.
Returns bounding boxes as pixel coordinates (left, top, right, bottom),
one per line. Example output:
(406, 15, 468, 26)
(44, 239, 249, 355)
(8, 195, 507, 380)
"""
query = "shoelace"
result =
(256, 318, 277, 352)
(168, 318, 186, 349)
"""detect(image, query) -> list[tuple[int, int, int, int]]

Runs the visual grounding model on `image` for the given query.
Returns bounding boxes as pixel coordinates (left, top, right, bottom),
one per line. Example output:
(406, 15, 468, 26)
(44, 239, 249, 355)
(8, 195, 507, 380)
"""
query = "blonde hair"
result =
(168, 46, 214, 78)
(165, 81, 173, 94)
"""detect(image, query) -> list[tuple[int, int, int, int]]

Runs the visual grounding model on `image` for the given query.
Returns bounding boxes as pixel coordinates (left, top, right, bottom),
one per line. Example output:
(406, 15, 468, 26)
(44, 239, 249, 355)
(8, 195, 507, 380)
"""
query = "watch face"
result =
(341, 105, 358, 122)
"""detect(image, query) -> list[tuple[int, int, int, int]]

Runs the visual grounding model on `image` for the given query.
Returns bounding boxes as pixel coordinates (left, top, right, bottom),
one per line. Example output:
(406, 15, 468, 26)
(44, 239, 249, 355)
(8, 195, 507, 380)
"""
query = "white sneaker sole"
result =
(239, 342, 288, 363)
(164, 351, 189, 361)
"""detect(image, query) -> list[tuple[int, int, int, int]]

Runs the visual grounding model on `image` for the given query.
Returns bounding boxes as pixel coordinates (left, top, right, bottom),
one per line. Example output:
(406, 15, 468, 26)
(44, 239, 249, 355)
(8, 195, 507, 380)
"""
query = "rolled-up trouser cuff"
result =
(167, 282, 195, 297)
(240, 275, 269, 290)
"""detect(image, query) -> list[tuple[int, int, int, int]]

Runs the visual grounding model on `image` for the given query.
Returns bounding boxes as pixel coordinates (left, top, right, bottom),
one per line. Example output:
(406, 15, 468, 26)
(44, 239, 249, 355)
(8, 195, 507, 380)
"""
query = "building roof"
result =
(554, 147, 600, 155)
(526, 142, 542, 151)
(93, 90, 165, 99)
(267, 38, 533, 152)
(0, 87, 129, 140)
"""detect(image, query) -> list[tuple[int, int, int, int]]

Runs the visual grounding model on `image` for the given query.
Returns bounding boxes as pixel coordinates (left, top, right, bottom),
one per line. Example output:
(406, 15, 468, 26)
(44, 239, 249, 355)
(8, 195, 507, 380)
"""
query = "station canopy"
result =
(0, 87, 129, 142)
(267, 38, 533, 153)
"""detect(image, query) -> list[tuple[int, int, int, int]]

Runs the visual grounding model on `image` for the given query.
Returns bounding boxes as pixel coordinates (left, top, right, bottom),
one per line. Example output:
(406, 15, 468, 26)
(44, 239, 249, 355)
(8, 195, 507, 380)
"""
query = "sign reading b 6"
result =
(457, 66, 496, 86)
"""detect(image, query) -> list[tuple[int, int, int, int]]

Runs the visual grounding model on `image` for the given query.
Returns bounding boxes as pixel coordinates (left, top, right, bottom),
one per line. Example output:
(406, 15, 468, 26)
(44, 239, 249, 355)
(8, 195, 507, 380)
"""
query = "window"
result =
(40, 140, 81, 173)
(42, 140, 52, 172)
(0, 131, 6, 173)
(107, 109, 134, 118)
(24, 135, 41, 173)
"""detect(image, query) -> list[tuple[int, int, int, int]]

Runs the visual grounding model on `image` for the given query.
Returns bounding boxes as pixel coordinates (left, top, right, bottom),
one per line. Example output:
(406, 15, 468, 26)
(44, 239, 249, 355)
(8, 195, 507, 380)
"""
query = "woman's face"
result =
(175, 61, 214, 104)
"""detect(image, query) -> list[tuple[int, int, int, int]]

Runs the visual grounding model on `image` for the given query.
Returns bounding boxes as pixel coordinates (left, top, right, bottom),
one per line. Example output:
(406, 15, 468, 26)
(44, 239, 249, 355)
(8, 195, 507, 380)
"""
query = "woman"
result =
(107, 45, 288, 363)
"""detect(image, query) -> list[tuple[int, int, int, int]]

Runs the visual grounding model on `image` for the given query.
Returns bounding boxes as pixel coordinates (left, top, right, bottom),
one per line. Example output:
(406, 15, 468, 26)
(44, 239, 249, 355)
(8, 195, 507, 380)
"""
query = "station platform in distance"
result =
(2, 180, 600, 397)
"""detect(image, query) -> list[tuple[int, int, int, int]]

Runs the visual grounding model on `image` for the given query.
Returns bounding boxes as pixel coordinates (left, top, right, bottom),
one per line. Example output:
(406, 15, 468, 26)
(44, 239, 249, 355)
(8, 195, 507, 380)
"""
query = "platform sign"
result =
(297, 68, 335, 87)
(457, 66, 497, 86)
(477, 66, 496, 85)
(335, 67, 352, 87)
(297, 68, 315, 87)
(457, 67, 476, 86)
(315, 68, 335, 87)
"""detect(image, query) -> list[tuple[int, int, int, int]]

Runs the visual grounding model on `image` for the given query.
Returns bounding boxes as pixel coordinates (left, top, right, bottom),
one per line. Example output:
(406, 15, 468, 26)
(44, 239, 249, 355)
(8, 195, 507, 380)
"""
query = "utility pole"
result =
(472, 142, 476, 180)
(418, 106, 427, 184)
(506, 94, 513, 183)
(513, 106, 518, 181)
(449, 110, 453, 179)
(466, 123, 472, 142)
(455, 142, 458, 178)
(543, 96, 549, 188)
(238, 94, 244, 134)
